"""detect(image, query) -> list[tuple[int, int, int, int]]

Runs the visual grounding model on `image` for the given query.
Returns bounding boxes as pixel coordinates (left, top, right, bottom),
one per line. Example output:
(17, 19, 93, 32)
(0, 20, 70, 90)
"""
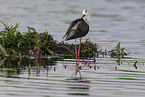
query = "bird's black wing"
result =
(63, 18, 83, 39)
(70, 20, 89, 39)
(77, 20, 89, 33)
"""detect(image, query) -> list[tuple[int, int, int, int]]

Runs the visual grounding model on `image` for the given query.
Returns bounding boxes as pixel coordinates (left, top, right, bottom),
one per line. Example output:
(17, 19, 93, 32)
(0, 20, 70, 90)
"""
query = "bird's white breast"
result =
(84, 16, 89, 25)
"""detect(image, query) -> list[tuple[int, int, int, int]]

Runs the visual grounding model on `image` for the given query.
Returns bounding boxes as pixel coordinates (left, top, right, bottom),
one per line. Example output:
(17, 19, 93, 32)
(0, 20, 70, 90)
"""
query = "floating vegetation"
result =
(60, 38, 98, 58)
(0, 22, 128, 61)
(0, 22, 72, 59)
(0, 22, 139, 81)
(109, 42, 127, 57)
(98, 42, 128, 58)
(0, 22, 98, 59)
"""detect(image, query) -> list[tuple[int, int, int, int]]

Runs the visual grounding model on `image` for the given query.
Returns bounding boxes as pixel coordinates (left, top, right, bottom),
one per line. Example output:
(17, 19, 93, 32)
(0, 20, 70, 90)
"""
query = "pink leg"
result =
(75, 39, 78, 78)
(75, 38, 82, 79)
(77, 38, 82, 78)
(75, 39, 78, 64)
(78, 38, 82, 64)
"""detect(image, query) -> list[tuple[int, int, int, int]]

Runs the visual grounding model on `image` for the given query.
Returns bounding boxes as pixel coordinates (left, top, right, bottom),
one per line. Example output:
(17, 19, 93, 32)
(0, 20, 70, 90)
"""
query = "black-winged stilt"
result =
(63, 9, 89, 78)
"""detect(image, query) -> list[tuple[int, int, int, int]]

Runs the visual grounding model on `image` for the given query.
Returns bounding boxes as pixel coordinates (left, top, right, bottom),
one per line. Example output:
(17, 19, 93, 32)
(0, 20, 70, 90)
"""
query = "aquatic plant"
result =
(0, 22, 128, 60)
(27, 26, 41, 57)
(0, 22, 21, 55)
(0, 44, 8, 56)
(80, 38, 98, 58)
(109, 42, 127, 57)
(133, 61, 137, 69)
(0, 22, 71, 58)
(61, 38, 98, 58)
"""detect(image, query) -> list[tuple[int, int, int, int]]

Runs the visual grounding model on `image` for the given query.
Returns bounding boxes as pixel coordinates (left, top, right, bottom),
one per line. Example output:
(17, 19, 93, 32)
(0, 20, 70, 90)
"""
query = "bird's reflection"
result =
(66, 78, 90, 96)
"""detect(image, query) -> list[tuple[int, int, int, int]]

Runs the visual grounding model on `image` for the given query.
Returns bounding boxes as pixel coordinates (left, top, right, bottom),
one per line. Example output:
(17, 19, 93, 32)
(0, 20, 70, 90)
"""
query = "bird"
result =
(63, 9, 90, 78)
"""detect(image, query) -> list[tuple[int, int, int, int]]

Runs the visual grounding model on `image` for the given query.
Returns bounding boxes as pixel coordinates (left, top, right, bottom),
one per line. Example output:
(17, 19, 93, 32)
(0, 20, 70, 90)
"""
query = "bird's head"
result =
(82, 9, 89, 16)
(82, 9, 90, 25)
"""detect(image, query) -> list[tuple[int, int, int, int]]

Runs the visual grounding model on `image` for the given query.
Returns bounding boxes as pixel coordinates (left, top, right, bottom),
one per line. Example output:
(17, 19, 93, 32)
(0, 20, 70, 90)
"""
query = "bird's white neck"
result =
(83, 15, 89, 25)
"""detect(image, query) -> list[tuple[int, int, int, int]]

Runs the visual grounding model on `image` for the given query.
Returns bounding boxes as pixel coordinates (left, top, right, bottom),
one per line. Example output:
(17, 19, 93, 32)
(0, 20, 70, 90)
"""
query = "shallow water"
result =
(0, 57, 145, 97)
(0, 0, 145, 97)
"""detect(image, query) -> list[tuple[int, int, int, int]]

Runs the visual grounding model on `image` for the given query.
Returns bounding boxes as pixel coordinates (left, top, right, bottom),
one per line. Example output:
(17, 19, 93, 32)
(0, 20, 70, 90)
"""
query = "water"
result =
(1, 57, 145, 97)
(1, 0, 145, 97)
